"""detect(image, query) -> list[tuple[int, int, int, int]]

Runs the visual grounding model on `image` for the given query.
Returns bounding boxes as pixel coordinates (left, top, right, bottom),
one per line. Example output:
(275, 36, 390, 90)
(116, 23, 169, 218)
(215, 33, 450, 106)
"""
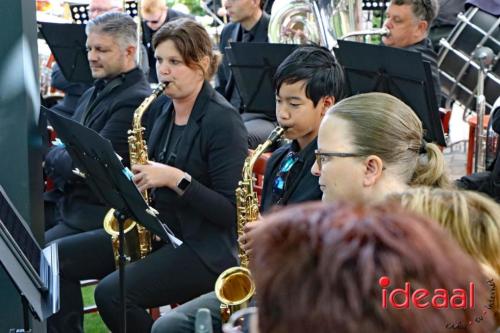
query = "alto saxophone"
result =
(214, 126, 285, 322)
(103, 82, 167, 266)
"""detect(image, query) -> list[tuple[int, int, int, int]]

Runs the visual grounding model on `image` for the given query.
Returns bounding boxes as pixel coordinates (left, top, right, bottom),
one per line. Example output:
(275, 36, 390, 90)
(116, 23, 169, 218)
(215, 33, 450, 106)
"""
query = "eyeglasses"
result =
(314, 150, 364, 169)
(222, 307, 258, 333)
(272, 151, 299, 199)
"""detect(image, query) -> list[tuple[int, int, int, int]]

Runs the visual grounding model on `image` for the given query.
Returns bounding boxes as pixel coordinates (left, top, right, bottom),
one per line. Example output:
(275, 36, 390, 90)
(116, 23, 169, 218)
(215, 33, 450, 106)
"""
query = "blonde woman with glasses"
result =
(311, 92, 451, 204)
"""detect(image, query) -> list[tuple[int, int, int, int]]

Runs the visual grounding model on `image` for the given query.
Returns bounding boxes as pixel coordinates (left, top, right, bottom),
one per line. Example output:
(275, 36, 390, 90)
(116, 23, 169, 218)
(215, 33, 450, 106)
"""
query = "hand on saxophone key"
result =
(132, 161, 184, 192)
(238, 218, 261, 257)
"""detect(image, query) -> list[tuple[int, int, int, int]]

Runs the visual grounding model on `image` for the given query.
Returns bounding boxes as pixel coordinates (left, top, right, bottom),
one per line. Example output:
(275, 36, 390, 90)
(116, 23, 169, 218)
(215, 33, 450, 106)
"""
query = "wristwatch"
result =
(176, 172, 192, 194)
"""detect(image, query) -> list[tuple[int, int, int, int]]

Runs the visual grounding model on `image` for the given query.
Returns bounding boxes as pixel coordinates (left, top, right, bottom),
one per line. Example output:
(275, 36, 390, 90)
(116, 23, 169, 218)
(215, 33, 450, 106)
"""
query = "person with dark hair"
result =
(150, 44, 345, 333)
(47, 18, 248, 333)
(250, 201, 495, 333)
(140, 0, 191, 83)
(217, 0, 273, 149)
(311, 92, 450, 204)
(382, 0, 442, 104)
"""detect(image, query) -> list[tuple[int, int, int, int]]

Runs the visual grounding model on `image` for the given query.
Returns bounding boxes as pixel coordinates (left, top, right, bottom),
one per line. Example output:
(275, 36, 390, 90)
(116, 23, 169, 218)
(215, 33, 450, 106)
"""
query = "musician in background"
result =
(151, 45, 345, 333)
(382, 0, 441, 104)
(44, 12, 150, 242)
(45, 12, 151, 332)
(140, 0, 191, 83)
(48, 0, 123, 118)
(429, 0, 465, 52)
(217, 0, 274, 149)
(249, 201, 495, 333)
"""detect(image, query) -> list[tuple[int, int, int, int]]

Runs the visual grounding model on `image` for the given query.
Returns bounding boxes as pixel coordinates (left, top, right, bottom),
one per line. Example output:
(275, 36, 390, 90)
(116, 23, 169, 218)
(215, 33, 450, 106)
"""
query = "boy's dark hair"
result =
(273, 45, 345, 107)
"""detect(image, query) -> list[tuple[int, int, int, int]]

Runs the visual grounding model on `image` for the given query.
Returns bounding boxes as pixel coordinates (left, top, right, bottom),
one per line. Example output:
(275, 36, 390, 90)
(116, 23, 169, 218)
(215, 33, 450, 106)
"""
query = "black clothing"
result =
(146, 82, 248, 273)
(405, 38, 442, 106)
(44, 67, 151, 237)
(151, 138, 322, 333)
(217, 12, 276, 148)
(142, 9, 191, 83)
(49, 64, 91, 118)
(217, 12, 270, 116)
(261, 139, 322, 210)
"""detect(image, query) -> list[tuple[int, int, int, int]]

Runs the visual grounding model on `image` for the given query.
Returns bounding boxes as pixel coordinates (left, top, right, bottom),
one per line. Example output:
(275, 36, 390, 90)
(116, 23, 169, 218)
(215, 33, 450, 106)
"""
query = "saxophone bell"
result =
(214, 126, 286, 322)
(103, 83, 165, 268)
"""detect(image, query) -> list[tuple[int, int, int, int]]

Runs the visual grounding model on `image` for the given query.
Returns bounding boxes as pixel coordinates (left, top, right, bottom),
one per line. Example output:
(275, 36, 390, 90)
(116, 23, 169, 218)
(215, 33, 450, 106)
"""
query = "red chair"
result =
(251, 151, 272, 204)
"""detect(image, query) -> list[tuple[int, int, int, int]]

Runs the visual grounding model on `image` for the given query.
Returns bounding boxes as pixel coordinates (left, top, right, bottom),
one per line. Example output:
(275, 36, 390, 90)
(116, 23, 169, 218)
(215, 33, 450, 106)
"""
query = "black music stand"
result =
(0, 186, 59, 332)
(38, 22, 93, 84)
(44, 108, 181, 333)
(336, 40, 446, 146)
(226, 42, 298, 116)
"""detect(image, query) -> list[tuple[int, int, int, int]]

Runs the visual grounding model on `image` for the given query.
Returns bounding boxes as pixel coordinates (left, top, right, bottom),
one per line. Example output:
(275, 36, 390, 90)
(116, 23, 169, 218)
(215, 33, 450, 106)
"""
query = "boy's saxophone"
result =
(103, 83, 166, 266)
(214, 126, 285, 322)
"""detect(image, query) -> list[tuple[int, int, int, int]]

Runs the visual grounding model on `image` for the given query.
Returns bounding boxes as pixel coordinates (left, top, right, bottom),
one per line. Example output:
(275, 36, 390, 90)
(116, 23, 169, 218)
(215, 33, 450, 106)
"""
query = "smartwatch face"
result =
(177, 177, 190, 191)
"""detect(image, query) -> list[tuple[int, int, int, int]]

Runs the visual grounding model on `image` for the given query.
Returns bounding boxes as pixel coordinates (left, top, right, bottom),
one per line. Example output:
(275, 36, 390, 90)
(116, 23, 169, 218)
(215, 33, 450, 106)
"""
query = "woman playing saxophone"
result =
(93, 18, 248, 333)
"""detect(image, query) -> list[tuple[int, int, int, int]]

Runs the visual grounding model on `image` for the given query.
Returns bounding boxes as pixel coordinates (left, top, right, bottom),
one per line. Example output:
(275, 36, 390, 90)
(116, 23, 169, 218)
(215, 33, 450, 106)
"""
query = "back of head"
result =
(327, 92, 450, 188)
(273, 45, 345, 107)
(141, 0, 167, 15)
(390, 187, 500, 276)
(152, 18, 220, 80)
(391, 0, 439, 26)
(251, 201, 494, 333)
(85, 12, 137, 51)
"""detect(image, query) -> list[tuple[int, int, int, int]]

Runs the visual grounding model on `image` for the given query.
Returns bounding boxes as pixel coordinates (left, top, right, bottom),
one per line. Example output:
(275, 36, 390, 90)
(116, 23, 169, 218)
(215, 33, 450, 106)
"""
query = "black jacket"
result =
(260, 138, 322, 212)
(142, 9, 192, 83)
(217, 13, 273, 118)
(405, 38, 442, 105)
(147, 81, 248, 274)
(44, 67, 151, 231)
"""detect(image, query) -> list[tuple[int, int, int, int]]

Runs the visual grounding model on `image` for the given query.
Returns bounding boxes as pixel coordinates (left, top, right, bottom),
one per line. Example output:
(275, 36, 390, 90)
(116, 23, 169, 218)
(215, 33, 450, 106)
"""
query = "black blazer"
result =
(260, 138, 322, 212)
(44, 68, 151, 231)
(217, 13, 270, 114)
(147, 81, 248, 274)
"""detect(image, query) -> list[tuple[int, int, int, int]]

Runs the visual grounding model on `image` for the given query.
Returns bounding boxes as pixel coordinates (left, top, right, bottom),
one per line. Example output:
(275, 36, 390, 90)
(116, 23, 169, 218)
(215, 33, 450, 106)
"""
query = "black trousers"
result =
(242, 113, 276, 150)
(47, 228, 218, 333)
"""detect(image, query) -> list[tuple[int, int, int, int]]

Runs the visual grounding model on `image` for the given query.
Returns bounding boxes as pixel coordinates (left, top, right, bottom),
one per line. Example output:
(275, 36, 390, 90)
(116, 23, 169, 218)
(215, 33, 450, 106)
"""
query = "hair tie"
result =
(419, 139, 427, 154)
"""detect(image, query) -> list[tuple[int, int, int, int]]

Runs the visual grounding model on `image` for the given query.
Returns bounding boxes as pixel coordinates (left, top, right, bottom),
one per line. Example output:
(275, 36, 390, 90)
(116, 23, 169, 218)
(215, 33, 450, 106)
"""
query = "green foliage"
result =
(82, 285, 108, 333)
(167, 0, 204, 16)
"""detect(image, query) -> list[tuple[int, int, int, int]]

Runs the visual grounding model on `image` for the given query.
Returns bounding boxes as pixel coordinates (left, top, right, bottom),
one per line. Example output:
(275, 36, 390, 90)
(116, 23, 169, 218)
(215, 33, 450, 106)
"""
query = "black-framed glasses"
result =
(314, 150, 364, 169)
(272, 151, 299, 199)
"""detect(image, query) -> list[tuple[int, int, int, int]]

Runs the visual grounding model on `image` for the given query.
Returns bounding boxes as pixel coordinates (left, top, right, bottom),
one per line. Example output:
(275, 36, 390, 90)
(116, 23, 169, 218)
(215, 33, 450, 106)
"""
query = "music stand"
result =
(44, 108, 181, 333)
(226, 42, 298, 117)
(336, 40, 446, 146)
(38, 22, 93, 84)
(0, 186, 59, 331)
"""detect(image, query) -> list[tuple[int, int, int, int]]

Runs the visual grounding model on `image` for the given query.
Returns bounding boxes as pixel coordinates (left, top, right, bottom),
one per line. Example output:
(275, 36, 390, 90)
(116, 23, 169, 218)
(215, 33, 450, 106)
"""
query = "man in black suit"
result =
(218, 0, 274, 149)
(44, 12, 151, 243)
(140, 0, 191, 83)
(382, 0, 441, 104)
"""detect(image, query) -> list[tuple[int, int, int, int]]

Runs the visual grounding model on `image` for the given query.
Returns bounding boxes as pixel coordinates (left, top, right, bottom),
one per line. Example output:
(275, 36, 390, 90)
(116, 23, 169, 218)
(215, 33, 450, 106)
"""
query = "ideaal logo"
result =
(378, 276, 496, 329)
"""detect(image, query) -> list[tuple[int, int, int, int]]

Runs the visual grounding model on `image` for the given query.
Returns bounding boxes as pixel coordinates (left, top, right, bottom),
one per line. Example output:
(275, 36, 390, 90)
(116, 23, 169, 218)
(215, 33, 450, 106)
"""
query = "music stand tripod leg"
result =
(114, 209, 129, 333)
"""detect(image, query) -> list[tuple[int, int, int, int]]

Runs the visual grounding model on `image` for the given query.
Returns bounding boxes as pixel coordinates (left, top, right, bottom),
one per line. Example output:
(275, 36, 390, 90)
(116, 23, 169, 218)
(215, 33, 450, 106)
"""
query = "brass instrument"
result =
(268, 0, 364, 48)
(103, 82, 167, 266)
(214, 126, 286, 322)
(340, 27, 389, 41)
